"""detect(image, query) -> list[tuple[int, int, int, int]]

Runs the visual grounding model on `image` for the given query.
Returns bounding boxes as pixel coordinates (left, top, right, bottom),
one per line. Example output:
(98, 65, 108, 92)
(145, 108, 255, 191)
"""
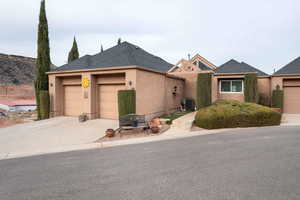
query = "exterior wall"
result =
(135, 69, 184, 120)
(257, 77, 271, 97)
(271, 75, 300, 90)
(213, 75, 245, 102)
(48, 67, 184, 120)
(168, 72, 198, 100)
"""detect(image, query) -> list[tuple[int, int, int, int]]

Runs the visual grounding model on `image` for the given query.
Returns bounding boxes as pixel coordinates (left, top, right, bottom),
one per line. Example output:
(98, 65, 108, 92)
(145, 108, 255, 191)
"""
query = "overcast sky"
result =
(0, 0, 299, 74)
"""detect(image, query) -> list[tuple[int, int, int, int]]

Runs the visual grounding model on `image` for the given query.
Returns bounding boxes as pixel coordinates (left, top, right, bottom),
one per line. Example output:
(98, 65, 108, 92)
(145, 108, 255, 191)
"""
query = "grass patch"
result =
(195, 100, 282, 129)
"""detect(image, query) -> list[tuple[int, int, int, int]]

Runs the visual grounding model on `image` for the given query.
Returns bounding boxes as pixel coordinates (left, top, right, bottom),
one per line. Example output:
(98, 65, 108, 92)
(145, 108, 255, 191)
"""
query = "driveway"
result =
(281, 114, 300, 126)
(1, 126, 300, 200)
(0, 117, 118, 158)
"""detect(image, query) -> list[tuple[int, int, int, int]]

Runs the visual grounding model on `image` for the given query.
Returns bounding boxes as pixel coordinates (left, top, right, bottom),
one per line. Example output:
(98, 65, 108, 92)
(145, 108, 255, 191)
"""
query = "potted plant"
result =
(105, 129, 115, 137)
(150, 126, 160, 134)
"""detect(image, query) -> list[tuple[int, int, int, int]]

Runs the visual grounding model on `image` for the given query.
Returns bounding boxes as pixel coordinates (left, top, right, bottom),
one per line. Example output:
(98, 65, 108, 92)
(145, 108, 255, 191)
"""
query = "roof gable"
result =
(214, 59, 268, 76)
(53, 42, 173, 72)
(274, 57, 300, 75)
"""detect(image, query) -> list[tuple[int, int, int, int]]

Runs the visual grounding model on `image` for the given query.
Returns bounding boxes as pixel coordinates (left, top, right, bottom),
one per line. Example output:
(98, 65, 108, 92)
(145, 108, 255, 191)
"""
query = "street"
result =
(1, 126, 300, 200)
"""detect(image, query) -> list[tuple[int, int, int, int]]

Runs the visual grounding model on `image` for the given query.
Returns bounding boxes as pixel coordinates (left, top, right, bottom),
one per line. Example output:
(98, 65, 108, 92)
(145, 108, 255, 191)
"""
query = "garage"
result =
(283, 79, 300, 114)
(96, 74, 126, 119)
(98, 84, 125, 119)
(62, 77, 83, 116)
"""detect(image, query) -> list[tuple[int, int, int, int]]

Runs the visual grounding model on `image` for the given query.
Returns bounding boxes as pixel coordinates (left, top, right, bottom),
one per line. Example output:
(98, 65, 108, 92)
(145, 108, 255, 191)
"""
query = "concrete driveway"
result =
(0, 117, 118, 158)
(281, 114, 300, 126)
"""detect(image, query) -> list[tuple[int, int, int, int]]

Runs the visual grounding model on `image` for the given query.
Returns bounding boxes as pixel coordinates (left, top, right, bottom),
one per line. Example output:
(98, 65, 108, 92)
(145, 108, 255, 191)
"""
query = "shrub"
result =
(196, 73, 212, 109)
(258, 93, 271, 107)
(244, 73, 258, 103)
(39, 90, 50, 119)
(118, 90, 136, 117)
(272, 85, 283, 109)
(195, 100, 282, 129)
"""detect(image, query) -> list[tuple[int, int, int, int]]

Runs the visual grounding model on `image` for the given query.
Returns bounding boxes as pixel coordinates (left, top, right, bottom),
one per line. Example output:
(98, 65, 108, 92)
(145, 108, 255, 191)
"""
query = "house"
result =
(0, 100, 36, 112)
(48, 41, 300, 120)
(272, 57, 300, 113)
(47, 42, 185, 120)
(212, 59, 270, 102)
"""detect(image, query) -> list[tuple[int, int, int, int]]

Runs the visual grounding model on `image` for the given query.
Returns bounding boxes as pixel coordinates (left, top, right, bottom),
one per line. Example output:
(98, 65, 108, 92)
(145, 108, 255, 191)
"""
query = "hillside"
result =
(0, 53, 37, 85)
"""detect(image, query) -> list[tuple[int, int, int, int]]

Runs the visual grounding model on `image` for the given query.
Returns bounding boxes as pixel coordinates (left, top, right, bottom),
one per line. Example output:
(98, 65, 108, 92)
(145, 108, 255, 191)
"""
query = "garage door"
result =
(283, 87, 300, 113)
(98, 84, 125, 119)
(64, 85, 83, 116)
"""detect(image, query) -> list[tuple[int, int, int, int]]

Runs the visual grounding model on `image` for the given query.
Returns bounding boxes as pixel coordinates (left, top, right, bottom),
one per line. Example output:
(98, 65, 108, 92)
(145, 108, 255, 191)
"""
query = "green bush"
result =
(196, 73, 212, 109)
(258, 93, 271, 107)
(244, 73, 258, 103)
(39, 90, 50, 119)
(118, 90, 136, 117)
(195, 100, 282, 129)
(272, 85, 283, 109)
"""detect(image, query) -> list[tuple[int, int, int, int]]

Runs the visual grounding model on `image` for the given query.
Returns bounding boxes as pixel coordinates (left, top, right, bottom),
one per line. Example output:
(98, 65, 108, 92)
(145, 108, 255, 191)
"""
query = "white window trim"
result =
(219, 80, 244, 93)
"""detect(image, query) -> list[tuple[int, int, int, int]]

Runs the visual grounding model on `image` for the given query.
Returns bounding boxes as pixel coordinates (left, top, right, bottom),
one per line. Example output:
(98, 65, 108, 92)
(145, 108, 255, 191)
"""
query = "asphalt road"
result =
(1, 126, 300, 200)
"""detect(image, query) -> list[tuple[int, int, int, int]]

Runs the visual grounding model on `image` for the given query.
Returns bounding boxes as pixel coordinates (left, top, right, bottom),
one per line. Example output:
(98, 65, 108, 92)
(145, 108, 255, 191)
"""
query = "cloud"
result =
(0, 0, 299, 74)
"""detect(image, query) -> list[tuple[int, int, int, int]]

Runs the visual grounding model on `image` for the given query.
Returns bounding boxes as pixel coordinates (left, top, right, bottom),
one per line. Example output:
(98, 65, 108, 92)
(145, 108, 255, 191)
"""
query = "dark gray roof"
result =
(192, 60, 212, 70)
(274, 57, 300, 75)
(52, 42, 173, 72)
(214, 59, 268, 76)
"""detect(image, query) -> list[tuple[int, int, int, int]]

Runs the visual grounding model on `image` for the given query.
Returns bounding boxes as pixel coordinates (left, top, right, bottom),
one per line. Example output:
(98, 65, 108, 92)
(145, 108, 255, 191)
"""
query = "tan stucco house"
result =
(48, 42, 184, 120)
(272, 57, 300, 113)
(48, 41, 300, 120)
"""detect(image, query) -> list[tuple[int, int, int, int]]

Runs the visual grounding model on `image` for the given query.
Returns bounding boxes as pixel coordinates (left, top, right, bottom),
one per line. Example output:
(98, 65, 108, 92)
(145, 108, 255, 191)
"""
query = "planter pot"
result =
(150, 126, 160, 134)
(271, 108, 282, 113)
(105, 129, 115, 137)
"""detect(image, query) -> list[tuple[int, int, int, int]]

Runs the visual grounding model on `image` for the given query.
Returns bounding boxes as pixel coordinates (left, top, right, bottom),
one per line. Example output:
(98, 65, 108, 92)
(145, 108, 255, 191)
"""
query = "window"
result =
(220, 80, 243, 93)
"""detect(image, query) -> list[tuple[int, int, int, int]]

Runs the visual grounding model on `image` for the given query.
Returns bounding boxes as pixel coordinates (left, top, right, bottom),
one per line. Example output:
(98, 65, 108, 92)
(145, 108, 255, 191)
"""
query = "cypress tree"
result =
(35, 0, 51, 120)
(68, 37, 79, 62)
(101, 44, 104, 53)
(118, 38, 121, 45)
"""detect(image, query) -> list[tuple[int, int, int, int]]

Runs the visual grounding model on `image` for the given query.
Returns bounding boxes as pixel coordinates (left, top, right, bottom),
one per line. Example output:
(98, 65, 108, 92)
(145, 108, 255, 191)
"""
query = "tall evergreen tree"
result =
(68, 37, 79, 62)
(35, 0, 51, 120)
(118, 38, 121, 45)
(101, 44, 104, 53)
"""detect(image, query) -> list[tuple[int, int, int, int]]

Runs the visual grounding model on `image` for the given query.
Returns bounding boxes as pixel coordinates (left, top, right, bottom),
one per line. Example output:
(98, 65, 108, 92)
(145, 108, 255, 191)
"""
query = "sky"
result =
(0, 0, 299, 74)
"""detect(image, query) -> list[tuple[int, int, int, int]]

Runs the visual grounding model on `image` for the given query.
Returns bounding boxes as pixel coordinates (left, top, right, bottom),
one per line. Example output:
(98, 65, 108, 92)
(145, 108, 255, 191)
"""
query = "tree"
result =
(35, 0, 51, 120)
(68, 37, 79, 62)
(101, 44, 104, 53)
(118, 38, 121, 45)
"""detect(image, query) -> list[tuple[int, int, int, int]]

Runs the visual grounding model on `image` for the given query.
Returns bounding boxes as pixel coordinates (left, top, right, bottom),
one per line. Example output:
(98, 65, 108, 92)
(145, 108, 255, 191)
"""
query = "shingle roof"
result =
(214, 59, 268, 76)
(274, 57, 300, 75)
(52, 42, 173, 72)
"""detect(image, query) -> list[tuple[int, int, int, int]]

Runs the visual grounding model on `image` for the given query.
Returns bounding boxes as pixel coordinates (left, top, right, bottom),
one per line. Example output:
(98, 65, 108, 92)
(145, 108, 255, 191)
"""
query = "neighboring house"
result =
(167, 54, 217, 100)
(0, 100, 36, 112)
(212, 59, 270, 102)
(48, 42, 184, 120)
(272, 57, 300, 113)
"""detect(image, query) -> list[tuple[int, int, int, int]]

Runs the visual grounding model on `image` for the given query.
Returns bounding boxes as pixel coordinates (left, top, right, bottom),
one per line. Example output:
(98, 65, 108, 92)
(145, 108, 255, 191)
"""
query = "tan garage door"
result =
(98, 84, 125, 119)
(283, 87, 300, 113)
(64, 85, 83, 116)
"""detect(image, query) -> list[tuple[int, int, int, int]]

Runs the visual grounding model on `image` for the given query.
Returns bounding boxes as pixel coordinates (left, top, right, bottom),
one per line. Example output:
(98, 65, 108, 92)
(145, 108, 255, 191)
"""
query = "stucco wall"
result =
(135, 69, 184, 119)
(168, 72, 198, 100)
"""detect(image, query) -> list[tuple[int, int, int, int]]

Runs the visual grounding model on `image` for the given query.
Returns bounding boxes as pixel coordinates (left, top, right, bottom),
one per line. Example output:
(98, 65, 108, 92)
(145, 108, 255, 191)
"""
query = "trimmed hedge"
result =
(196, 73, 212, 109)
(244, 73, 258, 103)
(118, 90, 136, 117)
(272, 85, 283, 109)
(195, 100, 282, 129)
(39, 90, 50, 119)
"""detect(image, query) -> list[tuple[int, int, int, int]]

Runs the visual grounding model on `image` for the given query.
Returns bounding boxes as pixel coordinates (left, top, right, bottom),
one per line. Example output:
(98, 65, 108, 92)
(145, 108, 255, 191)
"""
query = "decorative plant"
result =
(118, 90, 136, 116)
(244, 73, 258, 103)
(272, 85, 283, 109)
(196, 73, 212, 109)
